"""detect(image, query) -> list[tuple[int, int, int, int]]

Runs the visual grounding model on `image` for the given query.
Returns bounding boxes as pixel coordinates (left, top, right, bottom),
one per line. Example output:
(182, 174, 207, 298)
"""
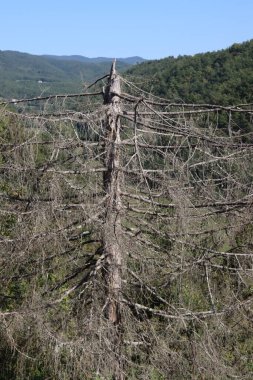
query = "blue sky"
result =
(1, 0, 252, 59)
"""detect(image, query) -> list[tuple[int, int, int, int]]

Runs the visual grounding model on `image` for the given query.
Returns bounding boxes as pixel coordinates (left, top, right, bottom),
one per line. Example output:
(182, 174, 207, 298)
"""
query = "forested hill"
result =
(126, 39, 253, 105)
(2, 41, 253, 104)
(0, 51, 142, 99)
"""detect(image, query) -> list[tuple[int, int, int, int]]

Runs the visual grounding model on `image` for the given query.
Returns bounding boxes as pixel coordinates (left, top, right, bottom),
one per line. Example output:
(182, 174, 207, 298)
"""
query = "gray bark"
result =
(103, 61, 124, 380)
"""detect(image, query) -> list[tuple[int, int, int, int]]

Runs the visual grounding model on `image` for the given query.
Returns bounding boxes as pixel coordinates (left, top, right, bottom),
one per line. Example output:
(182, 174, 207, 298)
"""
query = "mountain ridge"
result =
(41, 54, 146, 65)
(0, 50, 144, 99)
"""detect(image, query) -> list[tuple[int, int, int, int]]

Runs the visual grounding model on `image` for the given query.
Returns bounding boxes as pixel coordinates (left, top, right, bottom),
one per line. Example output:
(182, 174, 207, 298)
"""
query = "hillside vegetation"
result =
(127, 39, 253, 105)
(0, 51, 138, 99)
(2, 40, 253, 106)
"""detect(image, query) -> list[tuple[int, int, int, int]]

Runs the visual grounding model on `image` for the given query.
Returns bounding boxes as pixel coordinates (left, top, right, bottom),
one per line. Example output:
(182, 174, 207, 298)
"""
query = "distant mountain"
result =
(0, 50, 144, 99)
(126, 39, 253, 106)
(42, 55, 146, 65)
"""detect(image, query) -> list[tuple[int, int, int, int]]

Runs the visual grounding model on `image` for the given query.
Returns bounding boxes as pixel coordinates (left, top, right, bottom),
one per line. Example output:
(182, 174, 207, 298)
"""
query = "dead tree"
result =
(1, 64, 253, 379)
(102, 61, 124, 379)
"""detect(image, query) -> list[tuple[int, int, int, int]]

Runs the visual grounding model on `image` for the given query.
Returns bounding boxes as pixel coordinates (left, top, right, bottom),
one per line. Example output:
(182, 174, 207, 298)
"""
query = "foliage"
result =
(127, 39, 253, 105)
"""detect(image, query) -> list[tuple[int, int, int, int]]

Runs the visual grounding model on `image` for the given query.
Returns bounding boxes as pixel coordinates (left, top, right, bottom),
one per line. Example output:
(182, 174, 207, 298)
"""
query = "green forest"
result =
(0, 41, 253, 380)
(2, 39, 253, 106)
(0, 51, 134, 99)
(127, 39, 253, 105)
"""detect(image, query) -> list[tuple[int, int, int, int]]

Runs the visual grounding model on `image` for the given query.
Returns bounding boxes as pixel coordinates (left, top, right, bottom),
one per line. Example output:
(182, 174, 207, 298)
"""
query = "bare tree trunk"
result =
(103, 61, 124, 380)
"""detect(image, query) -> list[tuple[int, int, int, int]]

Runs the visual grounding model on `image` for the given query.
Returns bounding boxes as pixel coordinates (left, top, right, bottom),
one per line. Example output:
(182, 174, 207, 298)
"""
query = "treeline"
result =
(2, 40, 253, 105)
(127, 39, 253, 105)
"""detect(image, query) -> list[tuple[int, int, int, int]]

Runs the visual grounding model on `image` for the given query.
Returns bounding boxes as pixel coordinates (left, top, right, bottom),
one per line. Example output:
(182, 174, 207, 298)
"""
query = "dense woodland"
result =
(0, 41, 253, 379)
(127, 39, 253, 105)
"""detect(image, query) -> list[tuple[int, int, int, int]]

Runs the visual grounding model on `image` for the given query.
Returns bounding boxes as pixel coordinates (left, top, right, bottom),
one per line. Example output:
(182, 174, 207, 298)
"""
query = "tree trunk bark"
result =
(103, 61, 124, 380)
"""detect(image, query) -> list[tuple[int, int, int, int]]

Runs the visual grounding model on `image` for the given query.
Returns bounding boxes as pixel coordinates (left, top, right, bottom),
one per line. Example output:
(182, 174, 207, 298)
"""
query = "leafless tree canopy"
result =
(1, 64, 253, 379)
